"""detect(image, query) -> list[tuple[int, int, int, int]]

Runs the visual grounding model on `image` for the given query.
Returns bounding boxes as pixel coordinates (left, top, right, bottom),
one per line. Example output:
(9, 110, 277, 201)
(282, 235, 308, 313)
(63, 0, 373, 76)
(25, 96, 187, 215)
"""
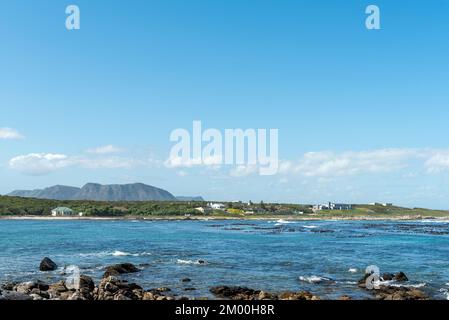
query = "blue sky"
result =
(1, 0, 449, 208)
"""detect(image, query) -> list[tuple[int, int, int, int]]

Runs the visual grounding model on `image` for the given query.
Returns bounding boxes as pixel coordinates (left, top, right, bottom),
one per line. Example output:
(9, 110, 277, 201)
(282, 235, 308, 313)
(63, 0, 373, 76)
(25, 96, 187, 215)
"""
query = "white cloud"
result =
(9, 153, 73, 175)
(0, 127, 24, 140)
(164, 155, 222, 168)
(9, 152, 156, 175)
(86, 145, 123, 154)
(425, 150, 449, 173)
(230, 165, 258, 177)
(280, 149, 419, 177)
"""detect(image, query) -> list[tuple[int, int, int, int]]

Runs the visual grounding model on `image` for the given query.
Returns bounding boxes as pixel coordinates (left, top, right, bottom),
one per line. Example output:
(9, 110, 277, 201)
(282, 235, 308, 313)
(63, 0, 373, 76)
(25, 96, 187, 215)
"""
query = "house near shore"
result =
(329, 202, 352, 210)
(313, 202, 352, 212)
(208, 203, 226, 210)
(313, 204, 329, 211)
(369, 202, 393, 207)
(51, 207, 82, 217)
(194, 207, 212, 214)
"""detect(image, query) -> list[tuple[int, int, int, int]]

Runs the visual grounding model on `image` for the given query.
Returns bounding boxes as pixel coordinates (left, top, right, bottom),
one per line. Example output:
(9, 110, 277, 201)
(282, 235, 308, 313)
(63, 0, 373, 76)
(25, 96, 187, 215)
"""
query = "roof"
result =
(52, 207, 74, 212)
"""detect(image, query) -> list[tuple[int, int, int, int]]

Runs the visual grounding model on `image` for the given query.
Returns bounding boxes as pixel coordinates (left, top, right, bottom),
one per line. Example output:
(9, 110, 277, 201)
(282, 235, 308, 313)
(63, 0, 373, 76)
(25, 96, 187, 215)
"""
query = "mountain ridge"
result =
(7, 183, 192, 202)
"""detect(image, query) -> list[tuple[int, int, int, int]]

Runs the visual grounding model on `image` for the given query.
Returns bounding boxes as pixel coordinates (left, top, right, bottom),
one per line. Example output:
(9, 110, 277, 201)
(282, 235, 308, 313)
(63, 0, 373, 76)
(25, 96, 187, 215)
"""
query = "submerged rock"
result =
(210, 286, 260, 299)
(103, 263, 140, 278)
(210, 286, 319, 301)
(394, 272, 409, 282)
(358, 271, 427, 300)
(39, 257, 58, 271)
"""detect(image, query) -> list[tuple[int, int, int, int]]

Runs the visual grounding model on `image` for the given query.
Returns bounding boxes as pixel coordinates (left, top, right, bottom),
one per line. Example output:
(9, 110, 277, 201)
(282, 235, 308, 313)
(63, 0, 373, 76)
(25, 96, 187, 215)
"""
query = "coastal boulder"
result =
(14, 281, 49, 294)
(79, 275, 95, 292)
(210, 286, 261, 300)
(0, 290, 33, 301)
(381, 273, 395, 281)
(279, 291, 318, 300)
(39, 257, 58, 271)
(103, 263, 139, 278)
(375, 286, 428, 300)
(97, 276, 143, 300)
(394, 272, 408, 282)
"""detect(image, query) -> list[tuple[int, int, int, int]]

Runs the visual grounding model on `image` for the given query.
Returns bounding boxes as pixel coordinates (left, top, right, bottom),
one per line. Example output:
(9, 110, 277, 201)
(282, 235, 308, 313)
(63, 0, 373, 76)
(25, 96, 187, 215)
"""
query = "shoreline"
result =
(0, 262, 434, 300)
(1, 215, 449, 221)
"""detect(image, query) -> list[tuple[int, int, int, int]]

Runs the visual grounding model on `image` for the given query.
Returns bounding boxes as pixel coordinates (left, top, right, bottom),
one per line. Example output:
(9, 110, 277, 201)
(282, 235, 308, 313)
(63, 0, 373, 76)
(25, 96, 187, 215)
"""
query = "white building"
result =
(194, 207, 211, 214)
(369, 202, 393, 207)
(313, 204, 329, 211)
(313, 202, 352, 211)
(51, 207, 75, 217)
(208, 203, 226, 210)
(328, 202, 352, 210)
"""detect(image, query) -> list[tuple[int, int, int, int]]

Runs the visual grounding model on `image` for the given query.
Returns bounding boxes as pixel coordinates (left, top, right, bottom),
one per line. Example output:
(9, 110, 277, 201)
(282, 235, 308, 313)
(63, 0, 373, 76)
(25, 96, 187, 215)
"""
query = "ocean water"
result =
(0, 219, 448, 299)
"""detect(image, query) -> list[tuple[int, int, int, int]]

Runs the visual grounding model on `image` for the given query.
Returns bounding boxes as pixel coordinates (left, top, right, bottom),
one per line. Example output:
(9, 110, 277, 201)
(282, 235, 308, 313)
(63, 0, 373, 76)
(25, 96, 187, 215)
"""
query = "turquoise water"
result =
(0, 219, 448, 299)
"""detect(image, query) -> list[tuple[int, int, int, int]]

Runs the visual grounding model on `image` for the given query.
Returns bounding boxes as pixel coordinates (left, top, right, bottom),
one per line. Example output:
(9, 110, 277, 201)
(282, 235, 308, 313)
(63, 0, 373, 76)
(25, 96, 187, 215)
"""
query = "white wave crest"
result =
(276, 219, 294, 224)
(112, 250, 152, 257)
(299, 275, 331, 284)
(79, 250, 151, 258)
(176, 259, 207, 265)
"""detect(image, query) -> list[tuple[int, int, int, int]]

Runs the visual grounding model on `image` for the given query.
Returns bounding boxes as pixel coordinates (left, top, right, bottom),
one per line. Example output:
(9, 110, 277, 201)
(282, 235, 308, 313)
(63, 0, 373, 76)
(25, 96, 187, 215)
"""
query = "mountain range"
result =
(7, 183, 204, 202)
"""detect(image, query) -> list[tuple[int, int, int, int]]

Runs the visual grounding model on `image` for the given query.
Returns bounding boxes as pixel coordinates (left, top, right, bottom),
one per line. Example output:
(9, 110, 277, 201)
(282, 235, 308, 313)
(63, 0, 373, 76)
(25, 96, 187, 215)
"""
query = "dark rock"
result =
(48, 280, 68, 293)
(103, 263, 139, 278)
(357, 273, 370, 288)
(0, 290, 33, 300)
(375, 286, 428, 300)
(14, 281, 49, 294)
(278, 291, 319, 300)
(182, 278, 192, 283)
(210, 286, 260, 300)
(39, 257, 58, 271)
(184, 287, 196, 291)
(381, 273, 395, 281)
(97, 276, 142, 300)
(394, 272, 408, 282)
(138, 263, 151, 267)
(79, 275, 95, 292)
(1, 282, 18, 291)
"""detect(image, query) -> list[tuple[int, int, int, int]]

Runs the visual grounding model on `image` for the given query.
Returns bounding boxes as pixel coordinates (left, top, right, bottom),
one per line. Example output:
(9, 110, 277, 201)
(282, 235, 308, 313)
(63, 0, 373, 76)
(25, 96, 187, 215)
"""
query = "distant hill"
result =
(8, 185, 80, 200)
(8, 183, 177, 202)
(175, 196, 205, 202)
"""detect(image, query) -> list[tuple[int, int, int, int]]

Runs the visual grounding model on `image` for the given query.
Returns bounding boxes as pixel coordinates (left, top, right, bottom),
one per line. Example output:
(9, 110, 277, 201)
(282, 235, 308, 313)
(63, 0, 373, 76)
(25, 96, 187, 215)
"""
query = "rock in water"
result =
(103, 263, 140, 278)
(394, 272, 408, 282)
(39, 257, 57, 271)
(381, 273, 395, 281)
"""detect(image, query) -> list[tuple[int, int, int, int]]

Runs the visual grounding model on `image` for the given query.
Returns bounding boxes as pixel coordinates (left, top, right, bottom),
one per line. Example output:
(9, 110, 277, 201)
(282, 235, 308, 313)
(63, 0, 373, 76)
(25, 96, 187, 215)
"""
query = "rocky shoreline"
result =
(0, 258, 431, 301)
(1, 215, 449, 221)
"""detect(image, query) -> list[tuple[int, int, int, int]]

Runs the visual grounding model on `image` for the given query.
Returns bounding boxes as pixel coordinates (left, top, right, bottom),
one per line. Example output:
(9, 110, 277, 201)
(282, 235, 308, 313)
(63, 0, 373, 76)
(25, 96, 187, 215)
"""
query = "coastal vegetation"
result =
(1, 195, 449, 219)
